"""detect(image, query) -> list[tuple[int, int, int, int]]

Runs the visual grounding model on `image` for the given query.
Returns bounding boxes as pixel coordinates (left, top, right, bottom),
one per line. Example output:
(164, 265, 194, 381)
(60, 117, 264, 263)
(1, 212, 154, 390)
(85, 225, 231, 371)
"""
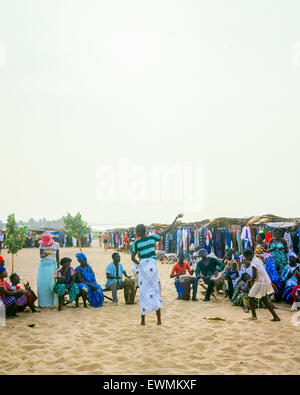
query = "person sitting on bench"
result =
(170, 253, 198, 301)
(105, 253, 131, 305)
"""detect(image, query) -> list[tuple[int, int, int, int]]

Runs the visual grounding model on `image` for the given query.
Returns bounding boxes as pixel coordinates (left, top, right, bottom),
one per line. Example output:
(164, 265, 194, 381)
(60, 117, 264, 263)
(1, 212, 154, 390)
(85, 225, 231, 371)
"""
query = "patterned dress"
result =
(53, 267, 80, 303)
(232, 280, 250, 307)
(0, 279, 27, 309)
(131, 233, 162, 315)
(232, 280, 269, 309)
(264, 256, 283, 300)
(280, 264, 300, 304)
(269, 240, 288, 274)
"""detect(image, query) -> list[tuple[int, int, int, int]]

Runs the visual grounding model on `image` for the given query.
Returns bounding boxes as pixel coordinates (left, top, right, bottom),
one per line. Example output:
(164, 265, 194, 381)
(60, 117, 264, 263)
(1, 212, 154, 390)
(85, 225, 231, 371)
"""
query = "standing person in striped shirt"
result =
(131, 214, 183, 326)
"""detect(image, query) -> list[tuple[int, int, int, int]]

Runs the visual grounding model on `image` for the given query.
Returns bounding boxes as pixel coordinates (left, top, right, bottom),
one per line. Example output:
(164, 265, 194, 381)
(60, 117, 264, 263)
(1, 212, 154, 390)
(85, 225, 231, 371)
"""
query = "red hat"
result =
(0, 256, 4, 262)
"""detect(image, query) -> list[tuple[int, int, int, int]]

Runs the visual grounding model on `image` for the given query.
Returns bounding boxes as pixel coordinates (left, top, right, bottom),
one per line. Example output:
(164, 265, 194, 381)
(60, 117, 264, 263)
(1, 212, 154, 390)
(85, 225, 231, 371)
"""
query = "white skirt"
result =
(138, 258, 162, 315)
(248, 282, 274, 299)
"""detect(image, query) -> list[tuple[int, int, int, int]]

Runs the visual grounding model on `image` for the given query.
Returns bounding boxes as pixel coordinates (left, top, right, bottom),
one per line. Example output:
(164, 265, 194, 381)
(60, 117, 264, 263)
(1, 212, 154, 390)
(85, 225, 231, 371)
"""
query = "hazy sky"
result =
(1, 0, 300, 226)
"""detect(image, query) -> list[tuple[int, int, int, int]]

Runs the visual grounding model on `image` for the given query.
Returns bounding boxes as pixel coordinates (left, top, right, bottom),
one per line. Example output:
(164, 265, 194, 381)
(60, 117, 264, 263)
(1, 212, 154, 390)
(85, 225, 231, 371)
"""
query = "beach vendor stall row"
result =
(104, 215, 300, 260)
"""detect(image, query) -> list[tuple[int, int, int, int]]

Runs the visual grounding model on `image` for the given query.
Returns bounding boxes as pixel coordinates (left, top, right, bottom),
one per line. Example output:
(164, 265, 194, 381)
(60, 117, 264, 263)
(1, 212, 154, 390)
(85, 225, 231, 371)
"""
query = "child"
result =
(231, 272, 252, 312)
(223, 249, 239, 299)
(243, 249, 280, 321)
(10, 273, 39, 313)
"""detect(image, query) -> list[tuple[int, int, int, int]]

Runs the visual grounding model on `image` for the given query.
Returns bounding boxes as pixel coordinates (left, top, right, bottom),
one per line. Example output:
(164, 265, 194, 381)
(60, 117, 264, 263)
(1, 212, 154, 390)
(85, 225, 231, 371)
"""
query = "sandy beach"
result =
(0, 243, 299, 375)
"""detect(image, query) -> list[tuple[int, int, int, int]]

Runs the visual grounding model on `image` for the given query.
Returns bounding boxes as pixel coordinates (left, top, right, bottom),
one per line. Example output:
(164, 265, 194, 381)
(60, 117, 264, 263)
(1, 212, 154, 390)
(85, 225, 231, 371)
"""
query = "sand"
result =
(0, 243, 299, 375)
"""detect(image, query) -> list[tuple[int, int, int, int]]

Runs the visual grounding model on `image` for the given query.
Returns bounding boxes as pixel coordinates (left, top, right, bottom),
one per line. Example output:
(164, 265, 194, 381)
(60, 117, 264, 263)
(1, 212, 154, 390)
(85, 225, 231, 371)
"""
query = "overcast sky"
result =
(1, 0, 300, 227)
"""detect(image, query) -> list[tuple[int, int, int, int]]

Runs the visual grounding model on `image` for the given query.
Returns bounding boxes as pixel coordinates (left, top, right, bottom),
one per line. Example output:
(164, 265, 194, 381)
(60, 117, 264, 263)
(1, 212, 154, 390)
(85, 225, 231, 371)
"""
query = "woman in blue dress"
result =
(280, 253, 300, 304)
(75, 253, 104, 308)
(264, 255, 283, 302)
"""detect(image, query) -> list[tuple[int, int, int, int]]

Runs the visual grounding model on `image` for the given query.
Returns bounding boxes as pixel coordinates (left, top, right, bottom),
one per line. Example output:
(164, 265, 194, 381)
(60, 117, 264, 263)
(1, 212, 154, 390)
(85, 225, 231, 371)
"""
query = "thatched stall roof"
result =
(208, 217, 250, 227)
(264, 222, 299, 228)
(104, 215, 300, 232)
(247, 214, 300, 226)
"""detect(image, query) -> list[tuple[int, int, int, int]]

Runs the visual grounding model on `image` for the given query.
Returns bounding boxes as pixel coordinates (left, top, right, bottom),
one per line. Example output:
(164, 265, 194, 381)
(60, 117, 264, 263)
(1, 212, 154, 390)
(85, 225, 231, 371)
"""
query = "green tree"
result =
(4, 214, 27, 272)
(63, 212, 91, 251)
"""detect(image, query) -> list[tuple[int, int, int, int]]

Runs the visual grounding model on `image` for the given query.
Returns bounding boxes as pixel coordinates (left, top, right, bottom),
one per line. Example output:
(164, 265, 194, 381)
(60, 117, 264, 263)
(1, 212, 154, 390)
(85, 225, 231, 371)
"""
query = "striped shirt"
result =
(131, 233, 161, 260)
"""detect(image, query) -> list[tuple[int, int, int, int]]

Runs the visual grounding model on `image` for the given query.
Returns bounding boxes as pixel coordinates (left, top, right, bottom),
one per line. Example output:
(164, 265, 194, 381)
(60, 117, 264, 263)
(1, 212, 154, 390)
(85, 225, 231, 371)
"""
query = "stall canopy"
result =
(105, 214, 300, 232)
(247, 214, 300, 226)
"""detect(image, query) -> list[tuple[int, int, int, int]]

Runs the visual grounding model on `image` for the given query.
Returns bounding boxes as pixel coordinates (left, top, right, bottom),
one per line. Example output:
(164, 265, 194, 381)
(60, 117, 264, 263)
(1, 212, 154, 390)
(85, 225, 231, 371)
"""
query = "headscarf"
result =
(0, 256, 4, 262)
(198, 249, 208, 257)
(0, 266, 6, 273)
(288, 252, 297, 259)
(76, 252, 87, 262)
(255, 245, 267, 255)
(225, 248, 234, 255)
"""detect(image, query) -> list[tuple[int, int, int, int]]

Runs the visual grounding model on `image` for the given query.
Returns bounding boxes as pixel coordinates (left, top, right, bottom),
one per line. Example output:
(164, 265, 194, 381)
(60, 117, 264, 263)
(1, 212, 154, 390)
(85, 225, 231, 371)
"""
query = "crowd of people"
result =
(170, 229, 300, 319)
(1, 216, 300, 326)
(0, 233, 136, 319)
